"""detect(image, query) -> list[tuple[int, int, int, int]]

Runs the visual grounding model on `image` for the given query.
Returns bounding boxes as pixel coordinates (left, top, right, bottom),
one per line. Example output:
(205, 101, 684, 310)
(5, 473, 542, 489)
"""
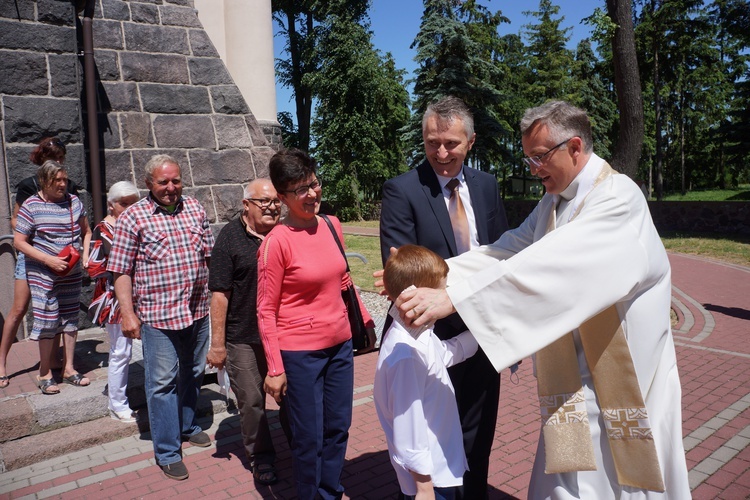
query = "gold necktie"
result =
(446, 178, 470, 254)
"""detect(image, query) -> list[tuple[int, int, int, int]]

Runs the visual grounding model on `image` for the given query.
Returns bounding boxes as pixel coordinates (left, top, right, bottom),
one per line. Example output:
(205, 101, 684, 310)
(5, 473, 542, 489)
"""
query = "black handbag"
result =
(320, 214, 375, 353)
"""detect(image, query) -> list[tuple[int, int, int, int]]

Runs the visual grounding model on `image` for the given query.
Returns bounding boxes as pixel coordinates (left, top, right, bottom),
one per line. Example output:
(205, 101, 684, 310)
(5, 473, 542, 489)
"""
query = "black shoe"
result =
(187, 431, 211, 448)
(160, 460, 189, 480)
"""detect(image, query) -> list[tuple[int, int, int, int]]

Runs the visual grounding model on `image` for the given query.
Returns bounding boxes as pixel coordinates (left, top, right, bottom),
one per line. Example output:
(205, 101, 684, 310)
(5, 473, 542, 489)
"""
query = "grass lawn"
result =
(343, 224, 750, 292)
(660, 186, 750, 201)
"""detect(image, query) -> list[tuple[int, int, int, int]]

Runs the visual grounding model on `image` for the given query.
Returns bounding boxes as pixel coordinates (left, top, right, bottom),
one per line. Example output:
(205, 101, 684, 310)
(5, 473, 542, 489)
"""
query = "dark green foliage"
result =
(309, 13, 411, 220)
(405, 0, 510, 174)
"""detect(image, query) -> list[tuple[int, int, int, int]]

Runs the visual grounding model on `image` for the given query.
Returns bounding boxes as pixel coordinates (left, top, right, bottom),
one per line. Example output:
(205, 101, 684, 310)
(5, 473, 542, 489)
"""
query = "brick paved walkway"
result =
(0, 252, 748, 499)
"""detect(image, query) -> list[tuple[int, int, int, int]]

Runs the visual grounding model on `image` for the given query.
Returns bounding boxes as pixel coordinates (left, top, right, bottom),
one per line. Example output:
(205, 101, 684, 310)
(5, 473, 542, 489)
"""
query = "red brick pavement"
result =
(1, 251, 749, 498)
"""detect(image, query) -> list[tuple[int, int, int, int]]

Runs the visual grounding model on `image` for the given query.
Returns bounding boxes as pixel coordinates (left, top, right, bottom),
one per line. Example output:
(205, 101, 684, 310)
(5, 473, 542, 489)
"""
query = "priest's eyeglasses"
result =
(246, 198, 282, 209)
(285, 178, 322, 197)
(522, 138, 573, 169)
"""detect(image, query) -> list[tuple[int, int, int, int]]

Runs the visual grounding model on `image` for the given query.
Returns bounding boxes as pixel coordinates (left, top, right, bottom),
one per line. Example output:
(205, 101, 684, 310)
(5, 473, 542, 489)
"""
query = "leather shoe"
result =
(187, 431, 211, 448)
(160, 460, 189, 480)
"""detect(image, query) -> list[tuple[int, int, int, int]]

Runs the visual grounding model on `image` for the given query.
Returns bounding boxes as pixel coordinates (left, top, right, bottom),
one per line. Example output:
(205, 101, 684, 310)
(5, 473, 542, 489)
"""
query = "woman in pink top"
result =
(257, 149, 374, 500)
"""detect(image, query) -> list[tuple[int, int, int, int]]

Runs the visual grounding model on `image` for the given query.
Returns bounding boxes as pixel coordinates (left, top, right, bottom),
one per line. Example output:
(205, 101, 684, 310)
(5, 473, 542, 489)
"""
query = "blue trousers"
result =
(141, 315, 209, 466)
(282, 340, 353, 500)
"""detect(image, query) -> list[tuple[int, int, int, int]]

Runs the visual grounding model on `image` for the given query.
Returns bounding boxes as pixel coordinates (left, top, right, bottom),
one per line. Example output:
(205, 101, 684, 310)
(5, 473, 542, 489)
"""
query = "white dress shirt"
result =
(373, 307, 479, 495)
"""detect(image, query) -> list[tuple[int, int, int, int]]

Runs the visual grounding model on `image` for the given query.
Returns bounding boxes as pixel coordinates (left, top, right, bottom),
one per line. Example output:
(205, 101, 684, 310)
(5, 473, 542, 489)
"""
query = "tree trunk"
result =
(654, 42, 664, 200)
(606, 0, 644, 179)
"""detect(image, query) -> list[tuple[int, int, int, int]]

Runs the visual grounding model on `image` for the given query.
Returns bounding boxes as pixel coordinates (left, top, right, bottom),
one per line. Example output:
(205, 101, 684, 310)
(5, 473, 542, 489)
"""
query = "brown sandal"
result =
(253, 463, 278, 485)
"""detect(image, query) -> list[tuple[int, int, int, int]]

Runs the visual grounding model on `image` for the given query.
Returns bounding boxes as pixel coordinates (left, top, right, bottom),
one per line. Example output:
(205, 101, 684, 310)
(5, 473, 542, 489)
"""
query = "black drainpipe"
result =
(82, 0, 104, 222)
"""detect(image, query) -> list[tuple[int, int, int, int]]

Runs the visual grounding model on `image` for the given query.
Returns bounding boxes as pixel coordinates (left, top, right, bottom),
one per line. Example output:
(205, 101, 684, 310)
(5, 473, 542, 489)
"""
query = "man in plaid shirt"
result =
(109, 154, 215, 481)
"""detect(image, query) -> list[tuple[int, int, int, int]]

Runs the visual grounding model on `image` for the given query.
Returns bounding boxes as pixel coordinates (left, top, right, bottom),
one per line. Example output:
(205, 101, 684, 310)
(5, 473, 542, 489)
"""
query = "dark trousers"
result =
(449, 348, 501, 500)
(225, 342, 277, 466)
(282, 340, 353, 500)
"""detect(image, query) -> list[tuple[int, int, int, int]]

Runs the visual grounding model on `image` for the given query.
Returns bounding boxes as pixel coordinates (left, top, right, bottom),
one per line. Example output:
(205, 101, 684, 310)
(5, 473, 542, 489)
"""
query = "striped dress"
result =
(15, 194, 85, 340)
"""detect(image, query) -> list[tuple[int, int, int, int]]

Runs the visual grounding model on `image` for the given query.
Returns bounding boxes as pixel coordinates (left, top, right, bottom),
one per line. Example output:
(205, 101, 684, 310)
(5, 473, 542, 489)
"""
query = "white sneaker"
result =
(110, 409, 136, 423)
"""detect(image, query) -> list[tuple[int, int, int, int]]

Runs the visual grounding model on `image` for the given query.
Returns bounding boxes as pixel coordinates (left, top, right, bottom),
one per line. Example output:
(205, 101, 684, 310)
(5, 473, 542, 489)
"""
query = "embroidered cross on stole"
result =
(535, 163, 665, 492)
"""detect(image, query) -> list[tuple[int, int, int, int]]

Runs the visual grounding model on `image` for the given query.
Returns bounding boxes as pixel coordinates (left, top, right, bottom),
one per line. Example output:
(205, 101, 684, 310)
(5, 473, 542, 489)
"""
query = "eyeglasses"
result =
(246, 198, 282, 209)
(522, 138, 573, 169)
(284, 178, 322, 197)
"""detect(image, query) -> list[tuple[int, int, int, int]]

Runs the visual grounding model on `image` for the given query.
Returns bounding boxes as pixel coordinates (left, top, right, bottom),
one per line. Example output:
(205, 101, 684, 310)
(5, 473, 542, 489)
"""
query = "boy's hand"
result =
(409, 471, 435, 500)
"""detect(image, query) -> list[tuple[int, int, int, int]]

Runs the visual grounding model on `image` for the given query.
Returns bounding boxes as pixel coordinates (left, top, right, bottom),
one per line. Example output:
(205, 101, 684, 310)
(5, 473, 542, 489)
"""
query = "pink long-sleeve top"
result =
(257, 215, 374, 376)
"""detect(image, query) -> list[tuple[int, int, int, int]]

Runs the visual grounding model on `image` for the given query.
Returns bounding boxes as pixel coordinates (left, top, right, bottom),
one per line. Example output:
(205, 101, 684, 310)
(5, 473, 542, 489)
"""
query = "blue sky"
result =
(273, 0, 603, 119)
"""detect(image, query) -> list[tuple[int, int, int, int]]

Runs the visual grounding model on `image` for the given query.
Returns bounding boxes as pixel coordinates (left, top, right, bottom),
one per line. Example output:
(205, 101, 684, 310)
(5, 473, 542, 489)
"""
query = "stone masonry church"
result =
(0, 0, 280, 336)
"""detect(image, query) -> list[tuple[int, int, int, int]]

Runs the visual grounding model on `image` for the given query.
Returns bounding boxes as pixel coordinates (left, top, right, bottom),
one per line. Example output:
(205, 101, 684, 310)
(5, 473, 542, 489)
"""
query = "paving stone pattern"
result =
(0, 252, 748, 498)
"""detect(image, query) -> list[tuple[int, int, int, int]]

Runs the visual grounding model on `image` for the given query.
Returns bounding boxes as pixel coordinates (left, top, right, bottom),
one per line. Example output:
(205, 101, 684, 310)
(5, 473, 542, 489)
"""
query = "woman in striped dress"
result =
(14, 161, 92, 395)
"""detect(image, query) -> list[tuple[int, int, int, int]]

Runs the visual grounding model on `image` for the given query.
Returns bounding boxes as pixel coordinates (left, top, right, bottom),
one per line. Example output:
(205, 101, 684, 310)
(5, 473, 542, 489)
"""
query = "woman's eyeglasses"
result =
(285, 178, 322, 197)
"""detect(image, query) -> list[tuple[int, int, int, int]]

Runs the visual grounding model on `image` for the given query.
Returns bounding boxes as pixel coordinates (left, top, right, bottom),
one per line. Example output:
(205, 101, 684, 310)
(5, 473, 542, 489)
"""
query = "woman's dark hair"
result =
(30, 137, 66, 166)
(268, 148, 317, 193)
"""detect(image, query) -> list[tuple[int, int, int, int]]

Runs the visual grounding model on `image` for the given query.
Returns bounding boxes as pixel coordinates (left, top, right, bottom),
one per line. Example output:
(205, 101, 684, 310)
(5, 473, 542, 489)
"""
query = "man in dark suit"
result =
(380, 96, 509, 499)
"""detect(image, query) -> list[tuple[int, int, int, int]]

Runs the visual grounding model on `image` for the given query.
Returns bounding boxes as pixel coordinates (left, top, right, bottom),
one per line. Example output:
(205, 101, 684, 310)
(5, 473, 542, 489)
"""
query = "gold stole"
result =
(536, 163, 665, 492)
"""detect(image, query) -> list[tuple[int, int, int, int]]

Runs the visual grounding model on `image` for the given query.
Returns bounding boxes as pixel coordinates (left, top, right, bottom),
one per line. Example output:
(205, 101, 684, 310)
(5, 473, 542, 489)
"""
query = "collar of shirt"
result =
(146, 193, 184, 215)
(435, 169, 467, 197)
(388, 302, 430, 343)
(553, 153, 605, 224)
(239, 214, 266, 241)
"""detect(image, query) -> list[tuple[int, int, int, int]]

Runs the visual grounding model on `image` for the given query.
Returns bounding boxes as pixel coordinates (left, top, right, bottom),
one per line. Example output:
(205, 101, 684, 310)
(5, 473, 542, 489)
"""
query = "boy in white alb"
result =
(374, 245, 478, 500)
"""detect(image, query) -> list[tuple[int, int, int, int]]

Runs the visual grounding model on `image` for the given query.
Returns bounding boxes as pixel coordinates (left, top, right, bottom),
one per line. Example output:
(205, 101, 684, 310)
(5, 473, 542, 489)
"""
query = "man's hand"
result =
(373, 246, 398, 295)
(121, 313, 142, 340)
(264, 373, 287, 404)
(206, 345, 227, 370)
(395, 287, 455, 328)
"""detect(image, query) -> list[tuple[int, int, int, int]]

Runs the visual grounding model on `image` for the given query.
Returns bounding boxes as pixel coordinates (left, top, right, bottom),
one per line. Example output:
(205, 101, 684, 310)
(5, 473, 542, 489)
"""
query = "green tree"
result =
(405, 0, 509, 173)
(705, 0, 750, 188)
(523, 0, 575, 103)
(571, 38, 617, 159)
(272, 0, 369, 151)
(308, 12, 411, 220)
(605, 0, 644, 179)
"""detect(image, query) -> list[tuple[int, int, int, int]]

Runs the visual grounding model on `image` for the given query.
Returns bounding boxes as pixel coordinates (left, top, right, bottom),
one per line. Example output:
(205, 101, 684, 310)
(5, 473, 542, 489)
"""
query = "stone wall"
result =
(1, 0, 279, 224)
(503, 200, 750, 234)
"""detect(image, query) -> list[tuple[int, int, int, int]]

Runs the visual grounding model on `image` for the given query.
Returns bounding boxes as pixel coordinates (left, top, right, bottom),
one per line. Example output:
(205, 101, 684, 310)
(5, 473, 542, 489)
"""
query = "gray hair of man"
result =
(107, 181, 140, 204)
(243, 177, 274, 199)
(520, 100, 594, 154)
(144, 154, 180, 181)
(422, 95, 475, 138)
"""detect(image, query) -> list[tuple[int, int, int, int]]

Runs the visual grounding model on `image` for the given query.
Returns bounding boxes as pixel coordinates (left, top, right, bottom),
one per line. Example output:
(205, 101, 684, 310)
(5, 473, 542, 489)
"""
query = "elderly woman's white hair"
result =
(107, 181, 140, 204)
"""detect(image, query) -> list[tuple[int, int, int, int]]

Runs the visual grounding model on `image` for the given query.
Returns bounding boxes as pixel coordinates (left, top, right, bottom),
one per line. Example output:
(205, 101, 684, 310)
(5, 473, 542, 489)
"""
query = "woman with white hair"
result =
(87, 181, 140, 421)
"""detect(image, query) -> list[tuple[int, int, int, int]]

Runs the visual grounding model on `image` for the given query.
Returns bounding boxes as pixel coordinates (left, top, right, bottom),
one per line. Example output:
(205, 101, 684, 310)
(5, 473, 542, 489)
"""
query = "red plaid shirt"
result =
(108, 194, 214, 330)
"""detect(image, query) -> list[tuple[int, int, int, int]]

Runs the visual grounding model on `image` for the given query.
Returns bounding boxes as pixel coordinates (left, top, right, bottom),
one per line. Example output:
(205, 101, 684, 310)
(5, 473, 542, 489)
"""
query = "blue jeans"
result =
(141, 315, 209, 466)
(282, 340, 353, 500)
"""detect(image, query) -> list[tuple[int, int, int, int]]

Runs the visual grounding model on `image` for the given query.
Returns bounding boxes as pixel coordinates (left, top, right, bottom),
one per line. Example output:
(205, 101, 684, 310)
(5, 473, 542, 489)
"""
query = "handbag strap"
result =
(320, 214, 350, 273)
(67, 195, 75, 245)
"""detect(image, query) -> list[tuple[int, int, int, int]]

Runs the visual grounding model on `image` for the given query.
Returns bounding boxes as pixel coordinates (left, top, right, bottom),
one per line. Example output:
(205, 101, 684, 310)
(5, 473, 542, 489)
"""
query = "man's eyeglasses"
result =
(522, 138, 573, 169)
(285, 178, 322, 197)
(246, 198, 281, 209)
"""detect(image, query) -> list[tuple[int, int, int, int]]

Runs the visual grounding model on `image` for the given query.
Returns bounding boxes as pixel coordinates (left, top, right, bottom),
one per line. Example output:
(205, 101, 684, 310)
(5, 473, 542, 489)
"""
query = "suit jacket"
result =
(380, 161, 509, 339)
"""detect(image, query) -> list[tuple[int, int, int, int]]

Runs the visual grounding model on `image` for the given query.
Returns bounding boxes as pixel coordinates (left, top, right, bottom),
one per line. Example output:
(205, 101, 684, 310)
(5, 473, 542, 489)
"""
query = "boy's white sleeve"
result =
(388, 356, 434, 476)
(439, 330, 479, 368)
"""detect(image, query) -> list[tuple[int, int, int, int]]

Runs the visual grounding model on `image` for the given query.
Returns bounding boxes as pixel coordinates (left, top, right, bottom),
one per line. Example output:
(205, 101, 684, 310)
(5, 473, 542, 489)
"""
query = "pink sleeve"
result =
(257, 233, 286, 375)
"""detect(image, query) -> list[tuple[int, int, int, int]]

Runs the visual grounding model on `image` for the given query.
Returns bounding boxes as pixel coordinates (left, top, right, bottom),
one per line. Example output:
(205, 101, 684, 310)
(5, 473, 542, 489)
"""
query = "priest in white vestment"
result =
(396, 101, 690, 499)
